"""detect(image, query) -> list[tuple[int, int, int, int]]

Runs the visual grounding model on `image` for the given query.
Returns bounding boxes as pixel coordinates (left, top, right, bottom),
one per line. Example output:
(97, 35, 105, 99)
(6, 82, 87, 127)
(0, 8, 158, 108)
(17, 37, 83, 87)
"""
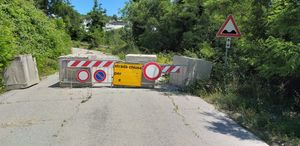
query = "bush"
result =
(256, 37, 300, 80)
(0, 0, 71, 78)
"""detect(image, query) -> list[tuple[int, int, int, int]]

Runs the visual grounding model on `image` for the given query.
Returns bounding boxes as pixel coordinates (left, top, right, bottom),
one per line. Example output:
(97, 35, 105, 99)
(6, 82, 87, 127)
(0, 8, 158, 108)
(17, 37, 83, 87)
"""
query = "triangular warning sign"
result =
(216, 15, 241, 37)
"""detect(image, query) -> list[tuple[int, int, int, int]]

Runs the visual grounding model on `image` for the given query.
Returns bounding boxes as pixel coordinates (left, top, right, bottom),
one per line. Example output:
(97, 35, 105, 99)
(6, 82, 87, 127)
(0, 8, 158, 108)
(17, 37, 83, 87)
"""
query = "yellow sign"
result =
(113, 63, 143, 87)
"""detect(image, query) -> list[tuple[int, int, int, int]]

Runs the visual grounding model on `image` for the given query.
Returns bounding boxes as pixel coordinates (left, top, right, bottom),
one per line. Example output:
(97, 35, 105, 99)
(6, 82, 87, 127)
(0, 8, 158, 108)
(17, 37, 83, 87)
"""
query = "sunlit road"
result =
(0, 73, 269, 146)
(0, 48, 268, 146)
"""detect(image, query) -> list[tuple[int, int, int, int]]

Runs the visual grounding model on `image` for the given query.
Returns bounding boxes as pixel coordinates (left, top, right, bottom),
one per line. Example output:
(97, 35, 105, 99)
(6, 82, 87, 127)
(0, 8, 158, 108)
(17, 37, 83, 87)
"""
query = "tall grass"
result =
(185, 79, 300, 145)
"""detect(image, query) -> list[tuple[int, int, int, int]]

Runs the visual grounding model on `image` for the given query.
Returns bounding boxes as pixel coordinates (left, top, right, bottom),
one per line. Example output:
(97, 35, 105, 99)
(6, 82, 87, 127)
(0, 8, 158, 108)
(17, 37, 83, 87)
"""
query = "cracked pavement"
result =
(0, 74, 269, 146)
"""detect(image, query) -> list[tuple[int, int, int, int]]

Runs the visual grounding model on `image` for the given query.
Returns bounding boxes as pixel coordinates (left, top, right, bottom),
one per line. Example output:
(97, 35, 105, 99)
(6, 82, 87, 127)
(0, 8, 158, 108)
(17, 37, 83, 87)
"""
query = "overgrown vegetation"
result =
(121, 0, 300, 145)
(0, 0, 71, 92)
(0, 0, 299, 144)
(32, 0, 109, 49)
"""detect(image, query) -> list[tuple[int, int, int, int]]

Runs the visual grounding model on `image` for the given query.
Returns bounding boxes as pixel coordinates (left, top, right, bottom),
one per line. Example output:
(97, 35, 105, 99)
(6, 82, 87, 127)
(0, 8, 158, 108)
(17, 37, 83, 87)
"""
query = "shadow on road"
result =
(201, 111, 259, 140)
(49, 82, 61, 88)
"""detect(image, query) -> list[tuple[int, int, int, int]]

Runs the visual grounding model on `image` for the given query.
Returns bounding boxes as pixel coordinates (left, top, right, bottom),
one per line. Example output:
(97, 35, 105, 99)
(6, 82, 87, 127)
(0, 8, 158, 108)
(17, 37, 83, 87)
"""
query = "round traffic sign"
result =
(143, 62, 162, 81)
(76, 69, 90, 83)
(94, 70, 106, 82)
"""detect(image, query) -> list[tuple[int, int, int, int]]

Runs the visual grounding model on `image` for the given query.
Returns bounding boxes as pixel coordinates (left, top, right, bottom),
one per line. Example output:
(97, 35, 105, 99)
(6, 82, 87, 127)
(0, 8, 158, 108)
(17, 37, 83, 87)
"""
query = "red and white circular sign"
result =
(143, 62, 162, 81)
(76, 69, 90, 83)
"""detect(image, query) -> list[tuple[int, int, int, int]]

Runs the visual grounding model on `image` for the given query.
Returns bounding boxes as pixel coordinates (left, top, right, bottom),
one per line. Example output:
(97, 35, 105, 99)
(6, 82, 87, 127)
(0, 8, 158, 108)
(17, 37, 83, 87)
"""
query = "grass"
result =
(157, 53, 174, 64)
(72, 41, 90, 49)
(185, 80, 300, 146)
(0, 85, 5, 94)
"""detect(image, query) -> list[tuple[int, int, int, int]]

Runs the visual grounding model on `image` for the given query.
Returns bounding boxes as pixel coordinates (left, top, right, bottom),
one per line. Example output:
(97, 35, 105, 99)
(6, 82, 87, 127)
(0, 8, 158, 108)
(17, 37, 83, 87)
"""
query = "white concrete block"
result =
(170, 55, 213, 87)
(125, 54, 157, 88)
(125, 54, 157, 64)
(4, 55, 40, 90)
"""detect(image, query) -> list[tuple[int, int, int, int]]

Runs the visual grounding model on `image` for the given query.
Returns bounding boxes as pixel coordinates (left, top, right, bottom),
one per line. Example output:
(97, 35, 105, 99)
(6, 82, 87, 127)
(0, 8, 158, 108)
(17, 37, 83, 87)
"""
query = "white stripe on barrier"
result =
(77, 61, 86, 68)
(67, 61, 76, 67)
(161, 65, 181, 73)
(98, 61, 106, 68)
(162, 66, 170, 73)
(67, 60, 116, 68)
(88, 61, 97, 68)
(171, 66, 180, 73)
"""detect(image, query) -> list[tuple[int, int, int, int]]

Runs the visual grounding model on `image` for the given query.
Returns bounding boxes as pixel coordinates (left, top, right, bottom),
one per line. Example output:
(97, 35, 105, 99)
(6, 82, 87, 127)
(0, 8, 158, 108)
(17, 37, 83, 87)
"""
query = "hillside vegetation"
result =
(0, 0, 71, 91)
(0, 0, 299, 145)
(121, 0, 300, 145)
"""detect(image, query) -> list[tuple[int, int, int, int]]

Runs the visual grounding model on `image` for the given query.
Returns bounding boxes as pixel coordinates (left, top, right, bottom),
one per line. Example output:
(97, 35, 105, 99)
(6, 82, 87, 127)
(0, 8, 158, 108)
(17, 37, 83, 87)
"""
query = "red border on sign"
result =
(76, 69, 90, 83)
(143, 62, 162, 81)
(94, 70, 106, 83)
(216, 15, 241, 37)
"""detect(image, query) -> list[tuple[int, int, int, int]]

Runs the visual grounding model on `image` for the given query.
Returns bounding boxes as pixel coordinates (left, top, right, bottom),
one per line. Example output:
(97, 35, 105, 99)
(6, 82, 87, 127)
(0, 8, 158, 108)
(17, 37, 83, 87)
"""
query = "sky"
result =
(69, 0, 128, 16)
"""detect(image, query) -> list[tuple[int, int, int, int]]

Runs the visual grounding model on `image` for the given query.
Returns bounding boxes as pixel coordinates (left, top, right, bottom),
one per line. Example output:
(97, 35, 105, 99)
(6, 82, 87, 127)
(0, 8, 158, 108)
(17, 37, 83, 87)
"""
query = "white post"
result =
(225, 37, 231, 67)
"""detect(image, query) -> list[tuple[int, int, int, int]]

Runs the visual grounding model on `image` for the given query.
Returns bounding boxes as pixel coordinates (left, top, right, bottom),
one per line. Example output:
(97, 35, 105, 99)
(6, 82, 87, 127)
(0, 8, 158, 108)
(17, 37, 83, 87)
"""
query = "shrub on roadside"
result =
(0, 0, 71, 79)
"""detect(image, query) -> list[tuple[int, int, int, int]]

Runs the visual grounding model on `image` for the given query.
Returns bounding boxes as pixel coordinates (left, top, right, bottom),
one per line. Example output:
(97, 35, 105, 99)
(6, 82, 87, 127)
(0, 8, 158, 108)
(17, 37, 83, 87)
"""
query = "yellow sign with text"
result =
(113, 63, 143, 87)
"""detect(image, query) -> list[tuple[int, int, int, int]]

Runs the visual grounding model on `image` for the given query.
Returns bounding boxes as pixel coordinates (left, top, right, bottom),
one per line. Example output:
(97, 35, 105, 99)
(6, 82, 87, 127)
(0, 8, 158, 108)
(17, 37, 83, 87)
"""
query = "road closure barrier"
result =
(59, 57, 186, 88)
(113, 63, 143, 87)
(68, 60, 114, 68)
(59, 57, 117, 87)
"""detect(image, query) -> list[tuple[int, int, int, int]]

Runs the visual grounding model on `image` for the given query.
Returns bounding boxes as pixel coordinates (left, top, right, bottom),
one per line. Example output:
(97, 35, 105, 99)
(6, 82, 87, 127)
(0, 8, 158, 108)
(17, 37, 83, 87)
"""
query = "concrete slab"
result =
(170, 55, 213, 87)
(125, 54, 157, 64)
(125, 54, 157, 88)
(58, 48, 119, 87)
(4, 55, 40, 90)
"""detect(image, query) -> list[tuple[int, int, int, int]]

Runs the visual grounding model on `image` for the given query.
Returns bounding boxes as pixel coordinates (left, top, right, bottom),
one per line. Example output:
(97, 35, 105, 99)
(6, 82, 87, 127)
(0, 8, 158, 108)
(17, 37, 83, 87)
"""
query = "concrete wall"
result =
(125, 54, 157, 88)
(59, 54, 119, 88)
(4, 55, 40, 90)
(170, 55, 213, 87)
(125, 54, 157, 64)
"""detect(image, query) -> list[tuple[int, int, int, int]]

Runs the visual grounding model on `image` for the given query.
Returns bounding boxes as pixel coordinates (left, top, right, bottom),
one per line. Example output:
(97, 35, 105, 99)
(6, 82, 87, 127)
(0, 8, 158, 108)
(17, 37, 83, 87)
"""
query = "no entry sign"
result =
(143, 62, 162, 81)
(76, 69, 90, 83)
(94, 70, 106, 82)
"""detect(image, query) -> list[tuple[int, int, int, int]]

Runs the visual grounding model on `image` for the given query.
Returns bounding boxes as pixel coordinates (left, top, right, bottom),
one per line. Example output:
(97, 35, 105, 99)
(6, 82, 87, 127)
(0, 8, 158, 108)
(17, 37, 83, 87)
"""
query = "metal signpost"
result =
(216, 15, 241, 89)
(216, 15, 241, 66)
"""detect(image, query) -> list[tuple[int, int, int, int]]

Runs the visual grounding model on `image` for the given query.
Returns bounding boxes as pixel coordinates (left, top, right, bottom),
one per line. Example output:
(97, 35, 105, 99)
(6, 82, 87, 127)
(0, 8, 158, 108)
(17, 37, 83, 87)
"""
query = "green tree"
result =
(0, 0, 71, 76)
(32, 0, 49, 14)
(32, 0, 85, 41)
(85, 0, 107, 48)
(123, 0, 208, 52)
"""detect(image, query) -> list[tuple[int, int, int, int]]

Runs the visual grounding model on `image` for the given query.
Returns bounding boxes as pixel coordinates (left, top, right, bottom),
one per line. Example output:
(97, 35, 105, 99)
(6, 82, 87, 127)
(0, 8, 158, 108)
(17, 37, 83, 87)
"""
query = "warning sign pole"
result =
(225, 37, 231, 67)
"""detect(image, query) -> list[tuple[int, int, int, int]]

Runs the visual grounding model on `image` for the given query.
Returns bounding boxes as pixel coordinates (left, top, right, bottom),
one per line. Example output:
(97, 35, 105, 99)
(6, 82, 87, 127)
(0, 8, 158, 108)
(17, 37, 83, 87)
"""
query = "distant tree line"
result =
(32, 0, 109, 48)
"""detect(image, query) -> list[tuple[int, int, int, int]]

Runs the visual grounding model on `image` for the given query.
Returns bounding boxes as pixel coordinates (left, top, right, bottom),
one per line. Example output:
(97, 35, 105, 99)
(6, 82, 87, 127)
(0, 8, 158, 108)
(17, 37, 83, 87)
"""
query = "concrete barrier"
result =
(125, 54, 157, 88)
(59, 54, 119, 88)
(170, 55, 212, 87)
(125, 54, 157, 64)
(4, 55, 40, 90)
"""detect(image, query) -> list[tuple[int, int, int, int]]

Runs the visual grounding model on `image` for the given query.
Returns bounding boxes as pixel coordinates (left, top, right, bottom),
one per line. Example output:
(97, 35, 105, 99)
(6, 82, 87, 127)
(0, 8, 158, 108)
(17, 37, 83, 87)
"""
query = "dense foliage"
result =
(85, 0, 107, 48)
(32, 0, 86, 41)
(123, 0, 300, 96)
(0, 0, 71, 89)
(32, 0, 108, 48)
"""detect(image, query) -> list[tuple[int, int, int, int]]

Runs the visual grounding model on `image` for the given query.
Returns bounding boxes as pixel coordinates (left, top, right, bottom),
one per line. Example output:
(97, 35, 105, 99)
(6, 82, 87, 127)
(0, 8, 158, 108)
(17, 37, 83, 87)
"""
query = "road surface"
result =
(0, 49, 268, 146)
(0, 75, 269, 146)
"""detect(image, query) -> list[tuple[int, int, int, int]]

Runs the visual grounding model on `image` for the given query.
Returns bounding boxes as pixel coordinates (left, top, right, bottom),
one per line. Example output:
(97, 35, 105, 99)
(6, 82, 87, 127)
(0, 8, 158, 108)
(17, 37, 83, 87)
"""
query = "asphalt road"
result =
(0, 49, 268, 146)
(0, 74, 269, 146)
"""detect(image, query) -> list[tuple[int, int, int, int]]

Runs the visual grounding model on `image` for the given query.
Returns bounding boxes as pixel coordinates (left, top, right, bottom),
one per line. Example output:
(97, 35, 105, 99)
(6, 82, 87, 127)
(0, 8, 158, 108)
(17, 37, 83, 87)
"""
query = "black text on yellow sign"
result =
(113, 63, 143, 87)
